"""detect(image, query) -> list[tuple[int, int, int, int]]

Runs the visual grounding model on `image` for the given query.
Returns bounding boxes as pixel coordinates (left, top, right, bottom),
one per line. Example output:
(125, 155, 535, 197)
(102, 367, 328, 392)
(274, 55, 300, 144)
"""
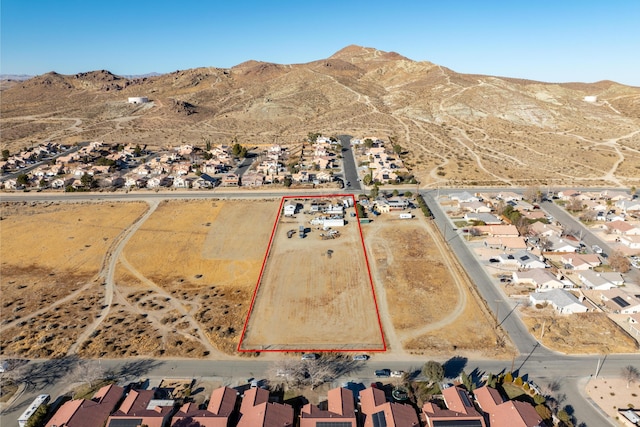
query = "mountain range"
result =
(2, 45, 639, 187)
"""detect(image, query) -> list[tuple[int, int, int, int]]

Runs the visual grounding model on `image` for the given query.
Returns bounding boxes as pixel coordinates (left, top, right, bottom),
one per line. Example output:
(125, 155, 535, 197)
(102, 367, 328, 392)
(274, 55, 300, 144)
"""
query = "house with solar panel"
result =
(360, 387, 420, 427)
(421, 385, 486, 427)
(600, 289, 640, 314)
(300, 387, 357, 427)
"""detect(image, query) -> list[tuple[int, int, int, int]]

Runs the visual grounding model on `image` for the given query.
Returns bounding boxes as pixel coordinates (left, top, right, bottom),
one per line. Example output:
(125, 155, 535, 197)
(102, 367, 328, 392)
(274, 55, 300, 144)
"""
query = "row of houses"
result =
(43, 377, 547, 427)
(361, 141, 409, 184)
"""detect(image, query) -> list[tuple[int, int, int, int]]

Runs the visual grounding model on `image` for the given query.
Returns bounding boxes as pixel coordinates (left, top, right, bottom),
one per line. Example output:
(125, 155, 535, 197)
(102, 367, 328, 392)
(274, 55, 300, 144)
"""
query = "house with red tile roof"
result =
(300, 387, 357, 427)
(45, 384, 124, 427)
(421, 385, 486, 427)
(474, 386, 543, 427)
(106, 389, 174, 427)
(237, 387, 294, 427)
(360, 387, 420, 427)
(171, 386, 237, 427)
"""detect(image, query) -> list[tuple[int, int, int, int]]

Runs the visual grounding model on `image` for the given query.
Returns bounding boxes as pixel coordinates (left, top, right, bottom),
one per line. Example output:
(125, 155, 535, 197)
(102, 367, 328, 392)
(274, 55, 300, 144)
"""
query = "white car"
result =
(390, 370, 405, 378)
(592, 245, 603, 254)
(301, 353, 318, 360)
(352, 354, 369, 361)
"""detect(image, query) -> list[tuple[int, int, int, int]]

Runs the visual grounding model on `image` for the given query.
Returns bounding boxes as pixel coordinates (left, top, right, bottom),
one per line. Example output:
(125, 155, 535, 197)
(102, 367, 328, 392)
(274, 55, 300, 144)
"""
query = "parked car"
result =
(375, 369, 391, 378)
(352, 354, 369, 361)
(592, 245, 603, 254)
(390, 370, 405, 378)
(301, 353, 318, 360)
(489, 258, 500, 263)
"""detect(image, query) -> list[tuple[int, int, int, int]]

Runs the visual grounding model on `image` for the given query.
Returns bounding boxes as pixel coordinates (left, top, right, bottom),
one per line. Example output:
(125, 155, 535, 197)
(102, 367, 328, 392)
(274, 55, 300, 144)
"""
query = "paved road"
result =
(337, 134, 361, 193)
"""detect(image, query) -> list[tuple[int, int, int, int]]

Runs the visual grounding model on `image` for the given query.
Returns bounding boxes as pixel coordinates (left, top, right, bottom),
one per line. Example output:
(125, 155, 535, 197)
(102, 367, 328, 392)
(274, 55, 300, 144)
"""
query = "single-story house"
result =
(484, 237, 528, 251)
(221, 173, 239, 186)
(560, 253, 601, 270)
(46, 384, 124, 427)
(546, 235, 580, 253)
(528, 222, 563, 237)
(300, 387, 357, 427)
(529, 289, 588, 314)
(513, 250, 547, 269)
(620, 235, 640, 250)
(360, 387, 420, 427)
(450, 191, 480, 203)
(600, 289, 640, 314)
(513, 269, 565, 290)
(459, 201, 493, 213)
(615, 200, 640, 213)
(422, 386, 486, 427)
(578, 270, 624, 290)
(474, 386, 544, 427)
(605, 220, 640, 236)
(106, 390, 174, 427)
(464, 213, 502, 225)
(475, 225, 519, 237)
(170, 386, 237, 427)
(237, 387, 293, 427)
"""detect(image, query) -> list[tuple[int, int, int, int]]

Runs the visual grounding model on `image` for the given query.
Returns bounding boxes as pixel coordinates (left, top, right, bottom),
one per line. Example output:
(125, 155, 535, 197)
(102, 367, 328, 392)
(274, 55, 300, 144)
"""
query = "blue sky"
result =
(2, 0, 639, 85)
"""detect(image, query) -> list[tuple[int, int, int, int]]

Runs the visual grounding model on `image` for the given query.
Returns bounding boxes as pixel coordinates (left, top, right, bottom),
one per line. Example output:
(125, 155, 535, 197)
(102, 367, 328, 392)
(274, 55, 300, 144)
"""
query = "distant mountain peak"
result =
(329, 45, 411, 63)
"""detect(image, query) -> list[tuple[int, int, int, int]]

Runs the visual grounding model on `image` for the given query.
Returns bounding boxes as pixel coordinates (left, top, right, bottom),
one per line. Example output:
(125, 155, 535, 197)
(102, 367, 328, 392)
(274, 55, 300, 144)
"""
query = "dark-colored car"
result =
(375, 369, 391, 378)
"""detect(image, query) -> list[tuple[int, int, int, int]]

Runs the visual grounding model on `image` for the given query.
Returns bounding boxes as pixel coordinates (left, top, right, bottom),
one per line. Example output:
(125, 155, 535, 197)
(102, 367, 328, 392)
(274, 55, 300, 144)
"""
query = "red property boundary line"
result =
(237, 194, 386, 353)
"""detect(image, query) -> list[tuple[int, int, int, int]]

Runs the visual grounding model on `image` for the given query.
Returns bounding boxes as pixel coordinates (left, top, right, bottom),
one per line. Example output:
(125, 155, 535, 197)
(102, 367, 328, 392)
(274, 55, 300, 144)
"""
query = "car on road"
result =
(301, 353, 318, 360)
(489, 258, 500, 263)
(592, 245, 603, 254)
(352, 354, 369, 361)
(390, 370, 405, 378)
(374, 369, 391, 378)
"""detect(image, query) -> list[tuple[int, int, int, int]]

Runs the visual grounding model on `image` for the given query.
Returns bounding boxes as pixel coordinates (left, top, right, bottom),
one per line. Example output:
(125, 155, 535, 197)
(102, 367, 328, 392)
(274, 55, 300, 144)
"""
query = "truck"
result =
(299, 225, 305, 238)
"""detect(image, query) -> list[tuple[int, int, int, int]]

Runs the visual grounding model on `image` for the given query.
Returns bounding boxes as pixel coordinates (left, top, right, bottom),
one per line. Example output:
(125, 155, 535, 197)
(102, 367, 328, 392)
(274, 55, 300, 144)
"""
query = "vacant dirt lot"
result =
(0, 201, 148, 358)
(585, 376, 640, 422)
(520, 306, 639, 353)
(240, 197, 384, 351)
(113, 199, 279, 355)
(363, 214, 511, 358)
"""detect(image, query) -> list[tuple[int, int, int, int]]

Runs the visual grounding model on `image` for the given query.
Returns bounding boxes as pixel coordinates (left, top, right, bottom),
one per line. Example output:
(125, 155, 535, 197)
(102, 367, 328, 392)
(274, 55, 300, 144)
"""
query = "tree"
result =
(16, 173, 29, 187)
(404, 191, 413, 198)
(503, 372, 513, 383)
(307, 132, 321, 143)
(557, 408, 574, 427)
(461, 371, 475, 391)
(364, 138, 374, 148)
(134, 144, 142, 156)
(81, 173, 96, 189)
(283, 177, 292, 188)
(567, 197, 584, 212)
(609, 250, 631, 273)
(356, 202, 366, 219)
(25, 404, 48, 427)
(622, 365, 640, 388)
(69, 360, 107, 389)
(363, 174, 373, 186)
(392, 189, 399, 197)
(524, 186, 542, 203)
(1, 149, 9, 161)
(393, 144, 402, 155)
(422, 361, 444, 385)
(538, 236, 552, 252)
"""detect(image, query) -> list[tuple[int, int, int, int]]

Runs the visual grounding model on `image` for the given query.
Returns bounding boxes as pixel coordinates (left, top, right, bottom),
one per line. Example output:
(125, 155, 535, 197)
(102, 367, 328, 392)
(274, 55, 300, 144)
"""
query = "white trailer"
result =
(18, 394, 50, 427)
(399, 213, 413, 219)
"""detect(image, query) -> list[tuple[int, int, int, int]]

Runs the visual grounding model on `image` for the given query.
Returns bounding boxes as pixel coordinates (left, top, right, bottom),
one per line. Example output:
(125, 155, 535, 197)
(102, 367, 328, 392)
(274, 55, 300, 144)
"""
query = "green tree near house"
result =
(364, 138, 374, 148)
(422, 361, 444, 386)
(81, 173, 96, 189)
(16, 173, 29, 187)
(1, 149, 9, 161)
(25, 404, 48, 427)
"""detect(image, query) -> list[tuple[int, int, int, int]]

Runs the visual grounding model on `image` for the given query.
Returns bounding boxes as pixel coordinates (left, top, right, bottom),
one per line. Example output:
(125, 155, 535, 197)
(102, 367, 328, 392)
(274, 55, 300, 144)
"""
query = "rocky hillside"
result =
(2, 45, 640, 186)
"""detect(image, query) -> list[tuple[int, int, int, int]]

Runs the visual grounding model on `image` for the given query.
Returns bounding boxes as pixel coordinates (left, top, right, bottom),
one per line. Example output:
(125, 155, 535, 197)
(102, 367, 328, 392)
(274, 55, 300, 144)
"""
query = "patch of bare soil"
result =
(0, 201, 148, 358)
(585, 377, 640, 422)
(117, 199, 279, 355)
(364, 214, 511, 358)
(240, 198, 384, 351)
(520, 306, 639, 353)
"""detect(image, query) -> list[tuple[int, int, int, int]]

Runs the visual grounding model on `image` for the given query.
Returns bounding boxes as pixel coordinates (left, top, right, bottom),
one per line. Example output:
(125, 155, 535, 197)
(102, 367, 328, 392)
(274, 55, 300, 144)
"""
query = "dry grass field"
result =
(520, 306, 639, 353)
(239, 197, 384, 351)
(0, 201, 148, 357)
(363, 214, 511, 358)
(111, 199, 280, 355)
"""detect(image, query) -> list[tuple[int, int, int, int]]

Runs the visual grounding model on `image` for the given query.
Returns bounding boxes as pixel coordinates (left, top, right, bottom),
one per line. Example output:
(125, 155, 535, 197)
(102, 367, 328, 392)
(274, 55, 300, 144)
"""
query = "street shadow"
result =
(497, 302, 520, 327)
(106, 359, 164, 382)
(443, 356, 468, 379)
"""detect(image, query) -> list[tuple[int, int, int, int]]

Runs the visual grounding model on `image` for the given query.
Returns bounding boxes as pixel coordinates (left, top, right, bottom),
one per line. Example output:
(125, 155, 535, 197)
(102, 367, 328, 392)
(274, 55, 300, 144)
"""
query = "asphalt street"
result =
(338, 134, 361, 192)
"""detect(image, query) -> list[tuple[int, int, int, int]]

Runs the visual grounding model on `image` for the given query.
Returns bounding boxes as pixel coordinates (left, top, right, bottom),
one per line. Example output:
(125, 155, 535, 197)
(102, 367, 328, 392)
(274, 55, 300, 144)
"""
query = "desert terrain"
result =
(239, 197, 385, 351)
(1, 197, 517, 359)
(2, 45, 640, 188)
